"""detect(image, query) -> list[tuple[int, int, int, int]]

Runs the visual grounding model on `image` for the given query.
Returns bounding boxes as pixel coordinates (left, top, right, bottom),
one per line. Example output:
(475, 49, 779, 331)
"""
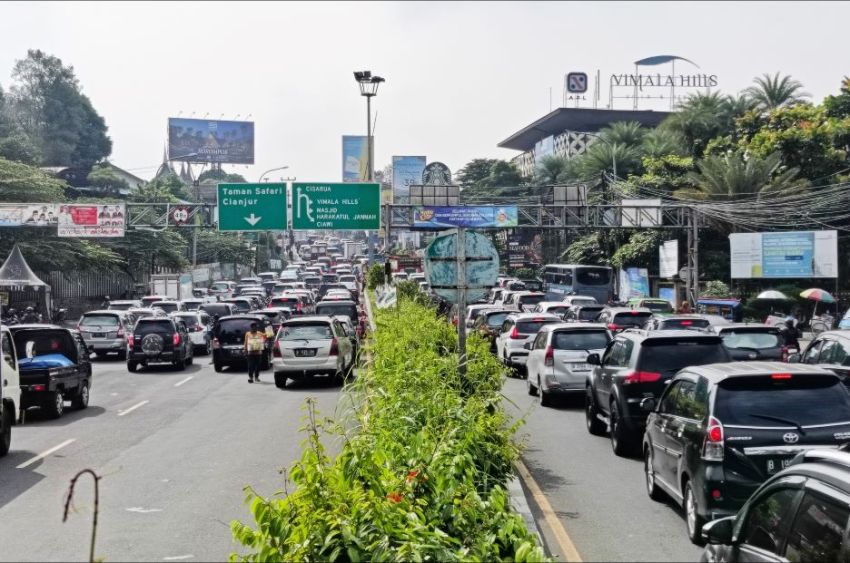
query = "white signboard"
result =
(729, 230, 837, 279)
(659, 239, 679, 279)
(58, 204, 126, 237)
(0, 204, 59, 227)
(621, 199, 661, 227)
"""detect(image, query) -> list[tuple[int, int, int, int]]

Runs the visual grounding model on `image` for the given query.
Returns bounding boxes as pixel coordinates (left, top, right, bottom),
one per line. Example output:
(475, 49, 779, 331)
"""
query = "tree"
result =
(87, 164, 130, 192)
(744, 72, 810, 111)
(0, 156, 66, 201)
(673, 151, 808, 201)
(534, 154, 572, 184)
(455, 158, 500, 187)
(561, 232, 609, 265)
(197, 168, 247, 183)
(482, 160, 523, 187)
(640, 128, 686, 158)
(610, 231, 662, 271)
(570, 141, 642, 180)
(8, 49, 112, 169)
(824, 76, 850, 119)
(132, 173, 188, 202)
(599, 121, 646, 147)
(661, 92, 754, 156)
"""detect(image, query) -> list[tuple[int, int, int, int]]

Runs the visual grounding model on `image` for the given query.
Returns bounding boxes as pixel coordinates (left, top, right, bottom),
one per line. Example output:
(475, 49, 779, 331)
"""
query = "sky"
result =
(1, 1, 849, 183)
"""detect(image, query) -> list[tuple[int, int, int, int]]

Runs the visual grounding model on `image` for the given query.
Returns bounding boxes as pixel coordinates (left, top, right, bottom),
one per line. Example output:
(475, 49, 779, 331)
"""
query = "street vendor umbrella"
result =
(756, 290, 788, 300)
(800, 288, 835, 319)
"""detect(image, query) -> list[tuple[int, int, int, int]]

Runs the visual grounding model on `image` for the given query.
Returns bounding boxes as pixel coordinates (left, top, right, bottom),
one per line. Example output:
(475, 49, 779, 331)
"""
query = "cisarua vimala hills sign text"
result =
(292, 182, 380, 230)
(217, 183, 287, 231)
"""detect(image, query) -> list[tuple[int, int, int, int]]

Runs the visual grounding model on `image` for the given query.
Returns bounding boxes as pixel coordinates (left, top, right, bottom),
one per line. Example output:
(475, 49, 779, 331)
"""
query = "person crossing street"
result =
(243, 322, 266, 383)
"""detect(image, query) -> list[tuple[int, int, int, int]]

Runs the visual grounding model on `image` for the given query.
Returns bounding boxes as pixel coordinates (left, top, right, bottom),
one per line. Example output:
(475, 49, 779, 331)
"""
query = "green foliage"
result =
(823, 77, 850, 119)
(702, 281, 731, 298)
(366, 263, 385, 289)
(104, 229, 188, 275)
(231, 300, 546, 562)
(744, 72, 809, 110)
(561, 231, 609, 265)
(395, 279, 431, 306)
(661, 92, 754, 157)
(511, 267, 536, 279)
(130, 173, 186, 203)
(533, 154, 572, 185)
(197, 169, 248, 183)
(87, 164, 130, 191)
(190, 230, 254, 267)
(7, 49, 111, 169)
(455, 158, 500, 187)
(0, 132, 40, 164)
(611, 231, 662, 271)
(0, 156, 67, 201)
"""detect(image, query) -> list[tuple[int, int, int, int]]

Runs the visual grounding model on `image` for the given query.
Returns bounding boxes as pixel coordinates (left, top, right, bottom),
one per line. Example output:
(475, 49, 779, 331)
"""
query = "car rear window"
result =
(486, 312, 510, 327)
(107, 303, 135, 311)
(570, 298, 597, 307)
(153, 302, 179, 313)
(613, 312, 652, 327)
(661, 318, 710, 330)
(322, 274, 339, 283)
(226, 300, 252, 312)
(217, 319, 255, 343)
(201, 305, 231, 317)
(211, 282, 230, 291)
(642, 301, 674, 313)
(544, 306, 570, 316)
(273, 297, 299, 305)
(339, 275, 356, 283)
(137, 319, 174, 333)
(173, 314, 200, 328)
(316, 304, 357, 319)
(517, 320, 559, 334)
(638, 339, 728, 373)
(714, 375, 850, 426)
(519, 295, 546, 306)
(578, 308, 603, 321)
(81, 314, 120, 327)
(552, 330, 611, 351)
(280, 323, 333, 340)
(722, 330, 782, 350)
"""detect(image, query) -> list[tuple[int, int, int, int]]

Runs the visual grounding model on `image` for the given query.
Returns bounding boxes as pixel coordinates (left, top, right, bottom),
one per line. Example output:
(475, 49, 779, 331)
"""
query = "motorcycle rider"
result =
(20, 306, 41, 324)
(780, 317, 802, 350)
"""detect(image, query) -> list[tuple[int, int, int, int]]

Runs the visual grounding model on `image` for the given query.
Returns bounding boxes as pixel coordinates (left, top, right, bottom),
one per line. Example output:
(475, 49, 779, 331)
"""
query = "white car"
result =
(494, 313, 563, 373)
(1, 325, 21, 455)
(465, 304, 503, 328)
(272, 316, 354, 388)
(209, 281, 236, 300)
(561, 295, 599, 307)
(279, 270, 298, 282)
(512, 291, 547, 313)
(531, 302, 572, 317)
(170, 311, 213, 354)
(525, 323, 612, 406)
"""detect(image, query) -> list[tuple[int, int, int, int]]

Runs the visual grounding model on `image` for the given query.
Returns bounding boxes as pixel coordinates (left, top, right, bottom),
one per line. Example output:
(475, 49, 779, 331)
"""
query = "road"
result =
(502, 377, 704, 562)
(0, 354, 343, 562)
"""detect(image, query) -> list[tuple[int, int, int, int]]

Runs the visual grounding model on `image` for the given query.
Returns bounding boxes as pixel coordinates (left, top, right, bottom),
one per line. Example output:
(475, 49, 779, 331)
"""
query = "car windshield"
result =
(722, 330, 782, 349)
(518, 295, 546, 306)
(660, 318, 710, 330)
(280, 323, 333, 341)
(516, 320, 559, 334)
(578, 308, 603, 321)
(339, 276, 356, 283)
(552, 330, 610, 351)
(642, 301, 674, 313)
(211, 283, 230, 291)
(81, 315, 120, 327)
(715, 376, 850, 426)
(613, 312, 651, 327)
(183, 301, 202, 311)
(486, 313, 510, 327)
(576, 267, 611, 285)
(638, 340, 728, 373)
(153, 302, 179, 313)
(173, 315, 200, 329)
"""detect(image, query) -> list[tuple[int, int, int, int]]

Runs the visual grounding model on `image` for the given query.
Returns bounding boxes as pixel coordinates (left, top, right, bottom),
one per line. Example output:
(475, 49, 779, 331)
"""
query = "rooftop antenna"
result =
(202, 112, 210, 118)
(245, 113, 252, 120)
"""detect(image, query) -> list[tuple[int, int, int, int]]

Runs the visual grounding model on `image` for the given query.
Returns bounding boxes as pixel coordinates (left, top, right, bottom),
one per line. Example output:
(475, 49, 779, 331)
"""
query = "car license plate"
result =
(91, 332, 106, 339)
(765, 457, 793, 474)
(568, 362, 590, 371)
(294, 348, 317, 357)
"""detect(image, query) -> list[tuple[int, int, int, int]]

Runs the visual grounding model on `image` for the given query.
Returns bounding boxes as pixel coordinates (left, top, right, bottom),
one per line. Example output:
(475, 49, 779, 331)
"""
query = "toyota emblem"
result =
(783, 432, 800, 444)
(747, 352, 757, 359)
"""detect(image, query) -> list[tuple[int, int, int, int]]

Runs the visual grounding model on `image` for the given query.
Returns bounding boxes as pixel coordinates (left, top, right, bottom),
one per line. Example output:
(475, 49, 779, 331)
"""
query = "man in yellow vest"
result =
(243, 322, 266, 383)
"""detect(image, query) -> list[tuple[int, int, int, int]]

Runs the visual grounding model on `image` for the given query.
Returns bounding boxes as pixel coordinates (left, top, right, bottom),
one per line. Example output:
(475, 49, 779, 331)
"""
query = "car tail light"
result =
(679, 321, 692, 326)
(623, 371, 662, 384)
(273, 341, 281, 357)
(117, 327, 125, 338)
(509, 326, 523, 339)
(703, 416, 725, 461)
(296, 301, 302, 313)
(771, 373, 792, 380)
(173, 333, 181, 346)
(128, 335, 134, 347)
(544, 345, 554, 367)
(329, 338, 339, 356)
(607, 323, 619, 331)
(212, 337, 220, 349)
(33, 384, 45, 392)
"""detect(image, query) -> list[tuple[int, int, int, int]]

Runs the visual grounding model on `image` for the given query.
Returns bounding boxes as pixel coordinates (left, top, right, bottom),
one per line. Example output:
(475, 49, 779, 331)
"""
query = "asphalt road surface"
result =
(0, 353, 344, 562)
(502, 376, 704, 562)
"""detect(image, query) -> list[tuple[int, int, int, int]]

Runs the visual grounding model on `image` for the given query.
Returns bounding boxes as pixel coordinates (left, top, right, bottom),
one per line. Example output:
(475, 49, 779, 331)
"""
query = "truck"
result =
(9, 325, 92, 420)
(149, 273, 194, 301)
(0, 325, 21, 456)
(344, 241, 364, 259)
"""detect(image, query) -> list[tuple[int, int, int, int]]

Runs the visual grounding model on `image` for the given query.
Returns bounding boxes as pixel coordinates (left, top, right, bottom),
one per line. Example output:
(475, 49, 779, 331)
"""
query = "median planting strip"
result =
(231, 297, 547, 561)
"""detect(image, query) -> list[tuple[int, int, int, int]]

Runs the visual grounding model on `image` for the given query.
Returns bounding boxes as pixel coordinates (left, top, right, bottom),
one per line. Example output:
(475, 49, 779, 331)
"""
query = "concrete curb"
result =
(508, 469, 547, 552)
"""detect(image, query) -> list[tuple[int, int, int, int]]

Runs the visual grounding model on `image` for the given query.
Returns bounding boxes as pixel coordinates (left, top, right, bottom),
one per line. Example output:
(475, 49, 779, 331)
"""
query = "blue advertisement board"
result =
(392, 155, 426, 202)
(413, 206, 518, 229)
(762, 232, 814, 278)
(619, 267, 650, 298)
(167, 118, 254, 164)
(342, 135, 369, 182)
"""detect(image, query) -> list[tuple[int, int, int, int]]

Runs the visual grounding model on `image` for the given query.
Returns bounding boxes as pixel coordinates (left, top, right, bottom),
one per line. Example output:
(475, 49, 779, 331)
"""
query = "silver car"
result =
(272, 316, 354, 388)
(525, 323, 612, 406)
(78, 310, 134, 359)
(170, 311, 213, 354)
(494, 313, 563, 373)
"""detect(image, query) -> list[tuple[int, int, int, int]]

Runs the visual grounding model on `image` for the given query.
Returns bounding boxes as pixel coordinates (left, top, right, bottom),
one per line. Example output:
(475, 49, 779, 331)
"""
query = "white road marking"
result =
(16, 438, 76, 469)
(126, 507, 163, 513)
(163, 555, 194, 561)
(174, 376, 193, 387)
(117, 400, 149, 417)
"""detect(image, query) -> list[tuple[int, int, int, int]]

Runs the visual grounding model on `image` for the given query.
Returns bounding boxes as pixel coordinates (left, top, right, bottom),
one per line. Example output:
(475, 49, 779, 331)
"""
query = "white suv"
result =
(272, 316, 354, 388)
(494, 313, 563, 373)
(1, 325, 21, 456)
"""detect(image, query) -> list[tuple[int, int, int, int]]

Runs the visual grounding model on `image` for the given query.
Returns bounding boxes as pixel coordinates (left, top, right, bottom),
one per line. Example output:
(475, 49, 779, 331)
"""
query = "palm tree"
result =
(641, 128, 685, 158)
(598, 121, 646, 147)
(745, 73, 810, 110)
(572, 141, 642, 180)
(673, 151, 808, 200)
(661, 92, 753, 156)
(533, 154, 572, 185)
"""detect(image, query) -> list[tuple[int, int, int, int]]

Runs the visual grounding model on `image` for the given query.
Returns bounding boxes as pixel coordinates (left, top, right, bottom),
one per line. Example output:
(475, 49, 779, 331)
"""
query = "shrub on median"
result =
(230, 298, 546, 562)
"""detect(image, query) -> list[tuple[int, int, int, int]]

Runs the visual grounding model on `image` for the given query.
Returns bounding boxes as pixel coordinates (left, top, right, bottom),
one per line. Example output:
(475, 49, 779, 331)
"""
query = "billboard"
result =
(413, 206, 518, 229)
(0, 204, 59, 227)
(58, 204, 126, 237)
(619, 268, 650, 299)
(659, 239, 678, 278)
(342, 135, 369, 182)
(392, 156, 426, 202)
(729, 230, 837, 279)
(168, 118, 255, 164)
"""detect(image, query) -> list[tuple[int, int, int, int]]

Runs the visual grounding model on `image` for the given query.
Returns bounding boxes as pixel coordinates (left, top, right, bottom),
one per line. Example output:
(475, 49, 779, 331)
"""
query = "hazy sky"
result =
(1, 1, 848, 182)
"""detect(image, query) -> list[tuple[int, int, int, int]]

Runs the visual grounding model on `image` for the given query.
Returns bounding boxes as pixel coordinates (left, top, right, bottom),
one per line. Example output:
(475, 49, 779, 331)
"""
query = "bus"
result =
(541, 264, 614, 304)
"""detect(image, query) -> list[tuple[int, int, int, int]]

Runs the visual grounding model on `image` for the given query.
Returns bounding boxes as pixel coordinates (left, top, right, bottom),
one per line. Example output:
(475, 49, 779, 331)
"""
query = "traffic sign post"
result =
(217, 183, 287, 231)
(292, 182, 380, 230)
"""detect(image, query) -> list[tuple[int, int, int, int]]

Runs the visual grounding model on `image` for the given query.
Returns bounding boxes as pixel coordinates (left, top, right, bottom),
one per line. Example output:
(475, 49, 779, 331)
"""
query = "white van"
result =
(1, 325, 21, 456)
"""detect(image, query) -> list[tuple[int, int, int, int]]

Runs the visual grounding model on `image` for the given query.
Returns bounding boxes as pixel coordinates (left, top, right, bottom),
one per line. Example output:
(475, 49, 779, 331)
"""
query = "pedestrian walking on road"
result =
(244, 322, 266, 383)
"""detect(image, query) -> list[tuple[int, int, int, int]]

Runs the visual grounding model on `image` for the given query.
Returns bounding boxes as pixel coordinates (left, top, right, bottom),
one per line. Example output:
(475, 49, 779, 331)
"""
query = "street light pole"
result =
(354, 70, 385, 266)
(259, 165, 289, 183)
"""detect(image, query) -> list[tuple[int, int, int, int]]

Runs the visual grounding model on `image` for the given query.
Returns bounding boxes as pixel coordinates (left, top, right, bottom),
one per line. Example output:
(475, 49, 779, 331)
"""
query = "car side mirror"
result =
(787, 353, 801, 364)
(701, 516, 735, 545)
(640, 397, 656, 412)
(586, 353, 600, 365)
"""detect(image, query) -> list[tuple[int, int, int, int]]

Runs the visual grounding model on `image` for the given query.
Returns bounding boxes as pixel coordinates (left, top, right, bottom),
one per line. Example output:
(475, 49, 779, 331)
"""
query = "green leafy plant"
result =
(231, 300, 547, 562)
(366, 263, 386, 289)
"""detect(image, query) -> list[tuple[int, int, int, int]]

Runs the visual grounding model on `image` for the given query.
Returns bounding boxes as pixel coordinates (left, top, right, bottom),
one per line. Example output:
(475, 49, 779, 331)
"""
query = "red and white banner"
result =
(57, 204, 126, 237)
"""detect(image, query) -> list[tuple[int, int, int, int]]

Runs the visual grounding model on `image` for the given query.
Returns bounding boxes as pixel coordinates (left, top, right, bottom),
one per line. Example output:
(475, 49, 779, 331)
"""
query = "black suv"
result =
(643, 362, 850, 544)
(595, 307, 653, 333)
(585, 330, 730, 456)
(211, 315, 273, 372)
(701, 449, 850, 562)
(127, 317, 194, 371)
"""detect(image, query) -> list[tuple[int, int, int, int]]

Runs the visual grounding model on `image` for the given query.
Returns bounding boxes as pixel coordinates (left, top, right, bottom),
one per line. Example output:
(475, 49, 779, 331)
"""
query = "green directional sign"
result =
(292, 182, 380, 230)
(217, 183, 287, 231)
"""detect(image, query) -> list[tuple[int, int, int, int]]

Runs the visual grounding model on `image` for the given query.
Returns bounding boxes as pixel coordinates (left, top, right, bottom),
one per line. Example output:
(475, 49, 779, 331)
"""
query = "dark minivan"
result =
(643, 362, 850, 544)
(211, 315, 272, 372)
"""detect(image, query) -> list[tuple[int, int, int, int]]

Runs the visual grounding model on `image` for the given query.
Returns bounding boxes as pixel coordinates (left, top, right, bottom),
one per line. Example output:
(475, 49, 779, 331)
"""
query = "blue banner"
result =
(342, 135, 368, 182)
(168, 118, 254, 164)
(762, 232, 814, 278)
(413, 206, 518, 229)
(392, 156, 426, 202)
